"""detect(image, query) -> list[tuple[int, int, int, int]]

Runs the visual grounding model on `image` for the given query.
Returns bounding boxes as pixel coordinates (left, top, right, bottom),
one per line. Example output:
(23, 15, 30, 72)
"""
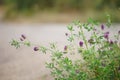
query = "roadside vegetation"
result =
(0, 0, 120, 22)
(11, 16, 120, 80)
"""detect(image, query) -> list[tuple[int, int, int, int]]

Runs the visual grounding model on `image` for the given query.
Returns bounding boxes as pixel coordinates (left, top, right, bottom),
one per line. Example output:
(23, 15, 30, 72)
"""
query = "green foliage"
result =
(10, 35, 31, 48)
(3, 0, 120, 11)
(10, 16, 120, 80)
(10, 39, 20, 49)
(2, 0, 120, 22)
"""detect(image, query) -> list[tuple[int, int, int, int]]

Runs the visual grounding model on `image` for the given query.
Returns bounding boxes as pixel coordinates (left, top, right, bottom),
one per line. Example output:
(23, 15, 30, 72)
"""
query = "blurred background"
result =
(0, 0, 120, 23)
(0, 0, 120, 80)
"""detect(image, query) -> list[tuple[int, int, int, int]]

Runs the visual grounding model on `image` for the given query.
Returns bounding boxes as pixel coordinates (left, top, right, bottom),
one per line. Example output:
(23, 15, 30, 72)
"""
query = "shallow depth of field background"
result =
(0, 0, 120, 22)
(0, 0, 120, 80)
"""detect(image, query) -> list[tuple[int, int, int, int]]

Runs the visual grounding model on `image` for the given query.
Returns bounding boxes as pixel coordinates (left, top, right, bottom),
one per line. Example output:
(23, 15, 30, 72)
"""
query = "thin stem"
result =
(80, 25, 88, 49)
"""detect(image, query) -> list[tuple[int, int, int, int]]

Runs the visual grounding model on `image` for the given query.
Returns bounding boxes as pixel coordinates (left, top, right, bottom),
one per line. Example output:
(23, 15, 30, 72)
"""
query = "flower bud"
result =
(104, 32, 109, 40)
(64, 45, 67, 51)
(104, 34, 109, 40)
(118, 30, 120, 35)
(79, 41, 83, 47)
(21, 34, 26, 39)
(34, 47, 39, 51)
(109, 40, 113, 44)
(65, 33, 68, 36)
(101, 24, 104, 30)
(20, 38, 24, 41)
(105, 32, 109, 34)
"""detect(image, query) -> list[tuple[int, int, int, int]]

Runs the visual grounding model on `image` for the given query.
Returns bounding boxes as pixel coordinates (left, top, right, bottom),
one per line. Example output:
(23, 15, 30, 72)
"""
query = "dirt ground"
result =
(0, 23, 68, 80)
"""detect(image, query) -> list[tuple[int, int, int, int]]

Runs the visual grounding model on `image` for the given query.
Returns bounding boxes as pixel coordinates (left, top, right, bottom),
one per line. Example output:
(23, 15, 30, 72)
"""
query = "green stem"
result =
(80, 25, 88, 49)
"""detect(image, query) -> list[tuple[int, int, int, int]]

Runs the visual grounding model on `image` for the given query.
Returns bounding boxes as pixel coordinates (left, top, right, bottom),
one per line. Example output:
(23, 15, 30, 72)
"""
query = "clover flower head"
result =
(105, 31, 109, 34)
(64, 45, 67, 51)
(34, 47, 39, 51)
(118, 30, 120, 35)
(101, 24, 104, 30)
(104, 34, 109, 40)
(21, 34, 26, 39)
(109, 40, 113, 44)
(20, 38, 24, 41)
(65, 33, 68, 36)
(104, 32, 109, 40)
(79, 41, 83, 47)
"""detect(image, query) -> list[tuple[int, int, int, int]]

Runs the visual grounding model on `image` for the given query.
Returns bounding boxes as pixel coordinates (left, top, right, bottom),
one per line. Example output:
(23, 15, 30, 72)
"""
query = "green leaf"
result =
(106, 14, 112, 28)
(73, 19, 80, 25)
(67, 24, 74, 31)
(67, 36, 74, 42)
(87, 17, 99, 25)
(24, 41, 31, 46)
(10, 39, 20, 49)
(50, 42, 56, 49)
(53, 51, 63, 59)
(40, 46, 47, 53)
(46, 62, 54, 69)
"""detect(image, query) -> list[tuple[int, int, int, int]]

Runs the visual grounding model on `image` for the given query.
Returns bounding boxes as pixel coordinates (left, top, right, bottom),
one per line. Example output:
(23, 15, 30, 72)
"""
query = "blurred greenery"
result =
(0, 0, 120, 22)
(1, 0, 119, 11)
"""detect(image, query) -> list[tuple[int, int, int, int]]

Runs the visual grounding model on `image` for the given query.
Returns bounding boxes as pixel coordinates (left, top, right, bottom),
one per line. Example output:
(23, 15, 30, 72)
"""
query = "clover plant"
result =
(10, 16, 120, 80)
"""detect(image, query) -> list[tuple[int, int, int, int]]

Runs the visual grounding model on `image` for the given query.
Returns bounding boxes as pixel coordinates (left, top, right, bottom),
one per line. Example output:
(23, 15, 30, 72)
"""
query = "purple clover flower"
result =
(105, 31, 109, 34)
(20, 38, 24, 41)
(34, 47, 39, 51)
(109, 40, 113, 44)
(104, 34, 109, 40)
(65, 33, 68, 36)
(101, 24, 104, 30)
(64, 45, 67, 51)
(79, 41, 83, 47)
(118, 30, 120, 35)
(104, 32, 109, 40)
(21, 34, 26, 39)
